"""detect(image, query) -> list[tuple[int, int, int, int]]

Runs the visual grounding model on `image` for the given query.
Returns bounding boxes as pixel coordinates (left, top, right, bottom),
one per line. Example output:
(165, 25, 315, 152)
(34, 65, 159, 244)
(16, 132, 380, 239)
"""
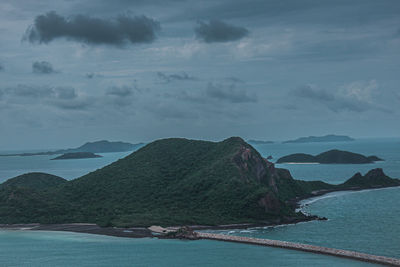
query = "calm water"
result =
(0, 138, 399, 266)
(0, 231, 376, 267)
(208, 187, 400, 259)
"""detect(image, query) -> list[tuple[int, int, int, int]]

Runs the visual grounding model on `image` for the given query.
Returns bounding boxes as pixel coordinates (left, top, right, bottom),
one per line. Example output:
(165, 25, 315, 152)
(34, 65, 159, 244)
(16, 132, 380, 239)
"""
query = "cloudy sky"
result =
(1, 0, 400, 150)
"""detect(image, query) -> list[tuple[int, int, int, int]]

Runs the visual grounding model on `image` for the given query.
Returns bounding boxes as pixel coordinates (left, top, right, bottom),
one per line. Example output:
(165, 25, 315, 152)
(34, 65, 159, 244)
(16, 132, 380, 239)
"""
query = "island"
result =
(0, 140, 144, 157)
(51, 152, 102, 160)
(283, 134, 355, 143)
(247, 140, 274, 145)
(277, 149, 383, 164)
(0, 137, 397, 230)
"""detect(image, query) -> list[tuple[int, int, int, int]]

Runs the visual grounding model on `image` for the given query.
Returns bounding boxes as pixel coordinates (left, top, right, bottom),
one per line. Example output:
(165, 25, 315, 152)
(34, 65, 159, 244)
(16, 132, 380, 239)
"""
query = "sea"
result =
(0, 138, 399, 266)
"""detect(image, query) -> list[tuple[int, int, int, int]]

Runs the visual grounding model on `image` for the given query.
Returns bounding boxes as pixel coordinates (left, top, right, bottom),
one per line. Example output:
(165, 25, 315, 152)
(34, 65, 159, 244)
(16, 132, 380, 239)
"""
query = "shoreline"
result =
(2, 186, 398, 237)
(0, 223, 154, 238)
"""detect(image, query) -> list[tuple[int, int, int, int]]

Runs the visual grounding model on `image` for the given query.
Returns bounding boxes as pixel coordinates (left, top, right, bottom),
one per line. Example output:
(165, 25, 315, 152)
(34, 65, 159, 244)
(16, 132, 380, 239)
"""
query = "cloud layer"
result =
(195, 20, 249, 43)
(25, 11, 161, 46)
(293, 81, 389, 113)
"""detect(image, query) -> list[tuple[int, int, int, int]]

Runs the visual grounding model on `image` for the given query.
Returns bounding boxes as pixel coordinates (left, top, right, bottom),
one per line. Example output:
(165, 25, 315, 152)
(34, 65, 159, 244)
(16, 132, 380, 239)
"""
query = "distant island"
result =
(277, 149, 383, 164)
(51, 152, 102, 160)
(283, 134, 355, 143)
(0, 140, 144, 157)
(247, 140, 274, 145)
(0, 137, 397, 229)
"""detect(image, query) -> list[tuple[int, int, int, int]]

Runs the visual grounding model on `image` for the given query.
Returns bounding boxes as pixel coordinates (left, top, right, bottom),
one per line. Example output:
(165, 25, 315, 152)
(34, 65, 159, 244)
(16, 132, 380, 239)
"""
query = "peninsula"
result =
(0, 140, 144, 157)
(0, 137, 397, 228)
(283, 134, 355, 143)
(277, 149, 383, 164)
(51, 152, 102, 160)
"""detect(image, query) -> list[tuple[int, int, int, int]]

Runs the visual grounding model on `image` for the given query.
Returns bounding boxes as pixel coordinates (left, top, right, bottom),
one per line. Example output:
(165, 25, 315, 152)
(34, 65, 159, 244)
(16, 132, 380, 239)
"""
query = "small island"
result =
(51, 152, 102, 160)
(277, 149, 383, 164)
(283, 134, 355, 144)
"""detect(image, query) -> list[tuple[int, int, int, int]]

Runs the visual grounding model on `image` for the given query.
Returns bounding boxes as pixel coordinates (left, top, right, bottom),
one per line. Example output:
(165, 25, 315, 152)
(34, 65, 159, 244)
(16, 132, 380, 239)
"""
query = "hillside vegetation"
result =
(0, 138, 398, 227)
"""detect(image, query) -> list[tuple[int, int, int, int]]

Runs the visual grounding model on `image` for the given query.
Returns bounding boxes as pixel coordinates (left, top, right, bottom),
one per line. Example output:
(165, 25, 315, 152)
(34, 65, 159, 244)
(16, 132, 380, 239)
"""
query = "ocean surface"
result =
(0, 138, 399, 266)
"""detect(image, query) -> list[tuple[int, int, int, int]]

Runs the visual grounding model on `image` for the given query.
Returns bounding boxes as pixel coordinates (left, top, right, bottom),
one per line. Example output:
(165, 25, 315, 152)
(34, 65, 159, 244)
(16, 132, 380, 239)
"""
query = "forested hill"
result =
(0, 137, 398, 227)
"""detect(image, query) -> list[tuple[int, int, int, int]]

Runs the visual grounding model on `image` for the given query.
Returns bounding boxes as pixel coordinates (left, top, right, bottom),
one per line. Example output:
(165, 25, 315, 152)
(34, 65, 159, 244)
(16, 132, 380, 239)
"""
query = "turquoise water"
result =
(0, 138, 399, 266)
(209, 187, 400, 259)
(0, 231, 375, 266)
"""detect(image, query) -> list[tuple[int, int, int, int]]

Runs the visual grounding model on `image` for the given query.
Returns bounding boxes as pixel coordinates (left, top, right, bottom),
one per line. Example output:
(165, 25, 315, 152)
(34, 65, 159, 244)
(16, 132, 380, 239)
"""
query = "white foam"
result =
(282, 162, 320, 165)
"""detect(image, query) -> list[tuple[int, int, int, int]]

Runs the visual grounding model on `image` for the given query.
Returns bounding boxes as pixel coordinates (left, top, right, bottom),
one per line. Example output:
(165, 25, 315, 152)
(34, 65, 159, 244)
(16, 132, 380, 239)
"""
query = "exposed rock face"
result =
(232, 144, 283, 213)
(233, 145, 270, 184)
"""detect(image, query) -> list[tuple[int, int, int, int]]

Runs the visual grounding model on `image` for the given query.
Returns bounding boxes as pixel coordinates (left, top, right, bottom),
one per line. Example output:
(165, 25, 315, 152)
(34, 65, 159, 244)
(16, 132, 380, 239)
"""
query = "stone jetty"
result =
(197, 232, 400, 266)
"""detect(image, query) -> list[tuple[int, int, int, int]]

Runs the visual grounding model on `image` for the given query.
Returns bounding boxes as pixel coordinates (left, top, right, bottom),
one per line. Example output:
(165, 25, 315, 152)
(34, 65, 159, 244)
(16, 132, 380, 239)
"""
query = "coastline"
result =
(2, 186, 399, 238)
(0, 223, 154, 238)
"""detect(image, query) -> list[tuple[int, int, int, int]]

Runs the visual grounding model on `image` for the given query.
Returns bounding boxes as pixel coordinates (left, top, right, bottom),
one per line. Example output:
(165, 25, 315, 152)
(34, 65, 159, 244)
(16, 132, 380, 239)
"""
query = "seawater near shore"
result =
(197, 232, 400, 266)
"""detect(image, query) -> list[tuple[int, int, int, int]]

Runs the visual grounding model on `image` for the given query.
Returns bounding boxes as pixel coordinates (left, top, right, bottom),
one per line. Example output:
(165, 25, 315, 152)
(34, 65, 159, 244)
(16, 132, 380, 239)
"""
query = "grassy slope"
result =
(61, 137, 284, 226)
(0, 138, 398, 227)
(0, 138, 285, 226)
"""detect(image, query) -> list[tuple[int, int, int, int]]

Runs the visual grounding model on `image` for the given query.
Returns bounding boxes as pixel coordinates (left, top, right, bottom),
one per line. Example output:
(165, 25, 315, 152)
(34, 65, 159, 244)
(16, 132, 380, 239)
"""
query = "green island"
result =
(0, 137, 398, 228)
(277, 149, 383, 164)
(51, 152, 102, 160)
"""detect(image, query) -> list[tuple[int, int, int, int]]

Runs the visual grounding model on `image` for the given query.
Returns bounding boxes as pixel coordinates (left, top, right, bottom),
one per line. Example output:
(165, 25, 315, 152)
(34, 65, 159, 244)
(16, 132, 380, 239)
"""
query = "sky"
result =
(0, 0, 400, 150)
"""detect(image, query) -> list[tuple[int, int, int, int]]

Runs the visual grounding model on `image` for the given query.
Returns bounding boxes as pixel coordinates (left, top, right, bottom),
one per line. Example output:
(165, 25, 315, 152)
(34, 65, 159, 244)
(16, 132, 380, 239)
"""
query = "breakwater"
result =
(197, 232, 400, 266)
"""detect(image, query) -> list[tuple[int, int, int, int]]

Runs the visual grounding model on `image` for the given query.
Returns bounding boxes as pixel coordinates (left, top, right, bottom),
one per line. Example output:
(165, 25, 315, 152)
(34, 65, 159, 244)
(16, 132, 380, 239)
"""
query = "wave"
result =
(283, 162, 320, 165)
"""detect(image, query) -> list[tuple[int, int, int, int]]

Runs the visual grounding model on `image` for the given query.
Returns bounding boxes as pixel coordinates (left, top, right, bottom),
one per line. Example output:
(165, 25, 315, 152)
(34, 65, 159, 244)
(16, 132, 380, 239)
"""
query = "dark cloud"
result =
(294, 85, 335, 102)
(25, 11, 161, 46)
(54, 87, 77, 99)
(194, 20, 249, 43)
(86, 73, 95, 79)
(205, 82, 256, 103)
(106, 86, 133, 97)
(157, 72, 197, 83)
(32, 61, 57, 74)
(50, 98, 92, 110)
(0, 63, 4, 72)
(5, 84, 54, 98)
(85, 73, 104, 79)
